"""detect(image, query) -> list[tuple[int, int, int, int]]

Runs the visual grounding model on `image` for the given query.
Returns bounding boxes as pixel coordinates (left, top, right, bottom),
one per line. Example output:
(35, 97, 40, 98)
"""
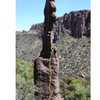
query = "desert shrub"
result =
(60, 76, 90, 100)
(16, 57, 34, 100)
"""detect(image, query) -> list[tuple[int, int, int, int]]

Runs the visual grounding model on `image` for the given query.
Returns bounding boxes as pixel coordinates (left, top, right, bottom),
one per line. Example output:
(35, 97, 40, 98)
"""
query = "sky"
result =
(16, 0, 90, 31)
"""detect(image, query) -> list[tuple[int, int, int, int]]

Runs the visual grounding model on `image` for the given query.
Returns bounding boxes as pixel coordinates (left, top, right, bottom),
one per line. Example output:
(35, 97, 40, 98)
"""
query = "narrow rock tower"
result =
(34, 0, 62, 99)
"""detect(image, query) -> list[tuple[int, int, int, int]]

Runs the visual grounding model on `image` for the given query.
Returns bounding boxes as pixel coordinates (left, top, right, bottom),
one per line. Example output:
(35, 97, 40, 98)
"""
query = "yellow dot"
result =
(48, 31, 51, 34)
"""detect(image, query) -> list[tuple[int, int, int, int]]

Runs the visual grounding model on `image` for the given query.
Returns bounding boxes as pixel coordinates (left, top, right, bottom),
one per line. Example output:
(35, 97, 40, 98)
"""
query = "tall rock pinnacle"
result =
(40, 0, 56, 58)
(34, 0, 62, 99)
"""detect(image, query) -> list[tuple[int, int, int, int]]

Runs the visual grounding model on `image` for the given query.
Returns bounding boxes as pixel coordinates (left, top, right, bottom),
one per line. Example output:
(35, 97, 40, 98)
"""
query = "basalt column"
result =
(34, 0, 62, 100)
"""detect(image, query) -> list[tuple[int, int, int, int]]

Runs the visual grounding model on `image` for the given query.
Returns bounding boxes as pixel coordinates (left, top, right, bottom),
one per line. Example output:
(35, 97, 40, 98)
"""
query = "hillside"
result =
(16, 30, 90, 78)
(16, 58, 90, 100)
(16, 10, 90, 100)
(16, 11, 90, 76)
(16, 10, 90, 78)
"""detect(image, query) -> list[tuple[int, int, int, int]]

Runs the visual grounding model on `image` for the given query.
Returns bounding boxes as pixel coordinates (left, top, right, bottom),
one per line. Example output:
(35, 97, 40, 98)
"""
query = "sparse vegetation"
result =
(16, 57, 90, 100)
(60, 76, 90, 100)
(16, 58, 34, 100)
(16, 30, 90, 77)
(16, 21, 90, 100)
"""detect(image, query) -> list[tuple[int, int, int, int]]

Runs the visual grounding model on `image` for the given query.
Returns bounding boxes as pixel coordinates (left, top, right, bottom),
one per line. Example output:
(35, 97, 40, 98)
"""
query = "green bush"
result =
(16, 57, 90, 100)
(16, 57, 34, 100)
(60, 76, 90, 100)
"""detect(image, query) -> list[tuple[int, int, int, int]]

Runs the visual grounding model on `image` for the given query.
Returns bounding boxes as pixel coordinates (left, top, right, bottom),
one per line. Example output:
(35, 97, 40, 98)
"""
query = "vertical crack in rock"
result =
(34, 0, 62, 100)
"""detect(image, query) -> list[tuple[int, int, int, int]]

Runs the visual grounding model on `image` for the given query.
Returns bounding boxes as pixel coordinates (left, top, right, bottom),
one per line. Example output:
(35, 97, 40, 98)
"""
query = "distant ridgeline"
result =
(30, 10, 90, 40)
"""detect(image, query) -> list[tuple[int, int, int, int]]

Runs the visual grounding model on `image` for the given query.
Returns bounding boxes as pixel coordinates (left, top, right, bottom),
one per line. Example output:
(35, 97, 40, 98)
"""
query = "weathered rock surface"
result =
(34, 0, 62, 99)
(34, 57, 61, 100)
(40, 0, 57, 58)
(63, 10, 90, 38)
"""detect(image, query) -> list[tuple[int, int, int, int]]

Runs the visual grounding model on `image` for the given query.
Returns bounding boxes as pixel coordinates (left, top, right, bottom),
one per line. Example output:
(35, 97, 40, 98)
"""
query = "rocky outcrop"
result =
(40, 0, 57, 58)
(34, 56, 61, 100)
(30, 17, 64, 42)
(63, 10, 90, 38)
(34, 0, 62, 100)
(30, 10, 90, 39)
(52, 17, 64, 42)
(30, 23, 44, 33)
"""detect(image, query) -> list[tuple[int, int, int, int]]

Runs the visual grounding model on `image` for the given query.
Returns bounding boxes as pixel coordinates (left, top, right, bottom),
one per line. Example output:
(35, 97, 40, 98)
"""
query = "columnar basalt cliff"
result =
(34, 0, 62, 100)
(63, 10, 90, 38)
(30, 10, 90, 39)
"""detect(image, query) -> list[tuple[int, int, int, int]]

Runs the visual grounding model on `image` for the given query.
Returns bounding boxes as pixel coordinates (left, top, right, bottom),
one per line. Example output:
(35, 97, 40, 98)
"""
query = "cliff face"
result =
(30, 23, 44, 33)
(30, 10, 90, 40)
(63, 10, 90, 38)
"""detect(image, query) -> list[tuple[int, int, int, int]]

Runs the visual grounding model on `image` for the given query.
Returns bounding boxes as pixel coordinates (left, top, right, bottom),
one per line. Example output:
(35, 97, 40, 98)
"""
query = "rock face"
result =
(40, 0, 56, 58)
(52, 17, 64, 42)
(34, 56, 61, 100)
(34, 0, 62, 100)
(30, 23, 44, 33)
(63, 10, 90, 38)
(30, 10, 90, 39)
